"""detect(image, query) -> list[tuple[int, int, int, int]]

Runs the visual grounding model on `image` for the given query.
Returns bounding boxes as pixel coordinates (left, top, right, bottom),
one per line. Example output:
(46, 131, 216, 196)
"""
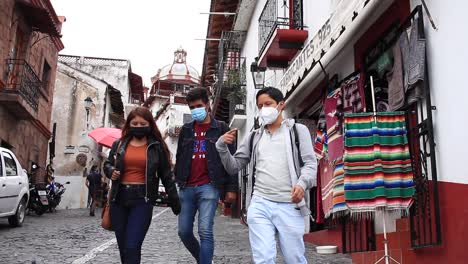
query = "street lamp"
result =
(84, 97, 93, 129)
(250, 57, 266, 89)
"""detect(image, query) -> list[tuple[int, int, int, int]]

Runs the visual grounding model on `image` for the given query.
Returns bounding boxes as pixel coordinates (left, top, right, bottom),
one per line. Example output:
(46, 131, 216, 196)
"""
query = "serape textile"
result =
(332, 160, 347, 217)
(319, 158, 334, 218)
(343, 112, 415, 217)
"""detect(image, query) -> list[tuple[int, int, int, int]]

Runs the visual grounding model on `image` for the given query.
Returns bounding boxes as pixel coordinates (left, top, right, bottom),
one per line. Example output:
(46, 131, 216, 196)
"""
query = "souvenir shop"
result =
(281, 1, 441, 263)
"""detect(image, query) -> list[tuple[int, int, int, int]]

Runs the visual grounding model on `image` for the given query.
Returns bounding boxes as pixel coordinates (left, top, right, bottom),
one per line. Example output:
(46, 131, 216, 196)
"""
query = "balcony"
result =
(258, 0, 308, 68)
(0, 59, 41, 119)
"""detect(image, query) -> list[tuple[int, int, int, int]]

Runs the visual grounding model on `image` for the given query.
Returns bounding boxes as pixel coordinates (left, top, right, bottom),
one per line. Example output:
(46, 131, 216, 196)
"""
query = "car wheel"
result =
(8, 197, 27, 227)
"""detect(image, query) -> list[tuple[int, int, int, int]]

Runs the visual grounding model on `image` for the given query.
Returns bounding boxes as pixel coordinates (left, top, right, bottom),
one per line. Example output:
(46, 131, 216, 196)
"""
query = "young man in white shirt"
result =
(216, 87, 317, 264)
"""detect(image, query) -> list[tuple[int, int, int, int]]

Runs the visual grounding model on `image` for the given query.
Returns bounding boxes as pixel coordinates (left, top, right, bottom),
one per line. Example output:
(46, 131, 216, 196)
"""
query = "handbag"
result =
(101, 141, 121, 231)
(101, 186, 112, 231)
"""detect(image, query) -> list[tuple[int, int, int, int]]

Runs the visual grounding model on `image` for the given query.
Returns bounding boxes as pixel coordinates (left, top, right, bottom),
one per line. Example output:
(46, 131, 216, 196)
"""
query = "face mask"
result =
(129, 126, 151, 139)
(259, 105, 280, 125)
(191, 107, 207, 122)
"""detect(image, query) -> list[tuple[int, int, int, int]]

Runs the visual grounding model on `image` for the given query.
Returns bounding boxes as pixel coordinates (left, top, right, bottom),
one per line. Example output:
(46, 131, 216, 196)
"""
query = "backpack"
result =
(248, 124, 304, 167)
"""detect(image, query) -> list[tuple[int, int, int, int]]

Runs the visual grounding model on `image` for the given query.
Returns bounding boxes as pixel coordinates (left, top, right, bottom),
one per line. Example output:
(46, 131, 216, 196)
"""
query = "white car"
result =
(0, 147, 29, 227)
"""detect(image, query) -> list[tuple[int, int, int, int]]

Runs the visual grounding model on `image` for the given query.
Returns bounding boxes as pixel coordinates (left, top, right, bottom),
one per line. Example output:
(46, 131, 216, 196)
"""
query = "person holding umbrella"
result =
(103, 107, 181, 264)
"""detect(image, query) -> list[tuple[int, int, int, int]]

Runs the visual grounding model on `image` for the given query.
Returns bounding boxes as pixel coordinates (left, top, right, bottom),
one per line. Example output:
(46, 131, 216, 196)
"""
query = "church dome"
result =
(156, 48, 200, 85)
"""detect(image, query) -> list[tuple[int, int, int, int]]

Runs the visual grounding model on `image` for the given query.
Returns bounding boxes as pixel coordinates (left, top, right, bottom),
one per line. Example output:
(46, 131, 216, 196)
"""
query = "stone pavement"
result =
(0, 207, 352, 263)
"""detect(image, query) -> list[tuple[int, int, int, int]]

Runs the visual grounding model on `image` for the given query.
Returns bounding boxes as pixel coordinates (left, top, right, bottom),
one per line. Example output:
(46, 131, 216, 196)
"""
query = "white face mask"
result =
(259, 105, 280, 125)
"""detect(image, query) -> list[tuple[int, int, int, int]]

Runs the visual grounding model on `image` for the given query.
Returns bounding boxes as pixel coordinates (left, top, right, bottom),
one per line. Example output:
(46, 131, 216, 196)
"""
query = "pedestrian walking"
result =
(86, 165, 102, 216)
(103, 106, 181, 264)
(216, 87, 317, 264)
(174, 87, 238, 264)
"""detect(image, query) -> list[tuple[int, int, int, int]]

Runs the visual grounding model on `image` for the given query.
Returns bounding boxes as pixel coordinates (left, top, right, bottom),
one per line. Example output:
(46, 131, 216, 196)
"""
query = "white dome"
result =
(156, 48, 200, 85)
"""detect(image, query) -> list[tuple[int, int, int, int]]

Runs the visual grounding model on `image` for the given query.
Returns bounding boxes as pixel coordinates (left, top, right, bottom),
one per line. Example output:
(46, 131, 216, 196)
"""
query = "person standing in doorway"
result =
(104, 107, 181, 264)
(86, 165, 102, 216)
(175, 87, 238, 264)
(216, 87, 317, 264)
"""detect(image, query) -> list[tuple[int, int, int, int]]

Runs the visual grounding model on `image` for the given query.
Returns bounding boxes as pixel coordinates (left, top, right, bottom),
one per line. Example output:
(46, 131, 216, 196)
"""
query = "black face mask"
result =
(129, 126, 151, 139)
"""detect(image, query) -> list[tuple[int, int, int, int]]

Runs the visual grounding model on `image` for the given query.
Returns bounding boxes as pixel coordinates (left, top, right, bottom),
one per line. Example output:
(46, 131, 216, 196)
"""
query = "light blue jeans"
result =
(247, 195, 307, 264)
(178, 184, 220, 264)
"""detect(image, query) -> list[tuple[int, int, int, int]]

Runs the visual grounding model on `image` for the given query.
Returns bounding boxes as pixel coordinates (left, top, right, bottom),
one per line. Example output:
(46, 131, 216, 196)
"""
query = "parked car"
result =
(0, 147, 29, 227)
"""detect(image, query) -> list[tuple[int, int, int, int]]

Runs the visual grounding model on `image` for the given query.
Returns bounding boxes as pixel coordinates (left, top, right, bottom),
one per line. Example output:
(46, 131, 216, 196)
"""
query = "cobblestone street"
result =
(0, 207, 351, 264)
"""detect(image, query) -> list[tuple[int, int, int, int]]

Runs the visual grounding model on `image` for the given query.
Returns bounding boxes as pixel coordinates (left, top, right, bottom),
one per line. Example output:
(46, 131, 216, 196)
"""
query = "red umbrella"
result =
(88, 127, 122, 148)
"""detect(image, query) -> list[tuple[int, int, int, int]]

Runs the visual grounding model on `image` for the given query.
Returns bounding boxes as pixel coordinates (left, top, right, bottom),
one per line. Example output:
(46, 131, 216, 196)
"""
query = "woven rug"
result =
(343, 112, 415, 217)
(319, 158, 334, 218)
(332, 160, 347, 217)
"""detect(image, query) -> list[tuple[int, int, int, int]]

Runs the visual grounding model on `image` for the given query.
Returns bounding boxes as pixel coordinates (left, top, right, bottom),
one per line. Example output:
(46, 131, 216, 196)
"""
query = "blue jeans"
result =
(110, 185, 153, 264)
(178, 184, 220, 264)
(247, 195, 307, 264)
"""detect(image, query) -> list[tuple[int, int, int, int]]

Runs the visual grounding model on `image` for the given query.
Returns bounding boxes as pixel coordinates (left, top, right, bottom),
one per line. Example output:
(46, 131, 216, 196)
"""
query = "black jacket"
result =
(103, 136, 180, 212)
(174, 117, 238, 191)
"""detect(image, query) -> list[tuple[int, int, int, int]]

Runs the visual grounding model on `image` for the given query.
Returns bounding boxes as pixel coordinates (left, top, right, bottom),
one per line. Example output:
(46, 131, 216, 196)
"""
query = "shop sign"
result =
(78, 145, 90, 153)
(280, 0, 369, 94)
(64, 145, 76, 154)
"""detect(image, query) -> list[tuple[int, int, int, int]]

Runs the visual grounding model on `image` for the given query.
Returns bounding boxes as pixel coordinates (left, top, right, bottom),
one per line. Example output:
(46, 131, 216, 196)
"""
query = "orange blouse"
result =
(121, 144, 147, 184)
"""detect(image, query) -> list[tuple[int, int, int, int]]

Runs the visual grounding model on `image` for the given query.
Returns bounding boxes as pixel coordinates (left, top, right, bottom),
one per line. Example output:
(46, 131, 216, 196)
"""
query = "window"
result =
(3, 152, 18, 176)
(42, 60, 51, 92)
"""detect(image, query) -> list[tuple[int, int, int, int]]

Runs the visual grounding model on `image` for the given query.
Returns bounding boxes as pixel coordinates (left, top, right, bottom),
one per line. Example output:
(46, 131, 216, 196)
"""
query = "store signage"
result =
(78, 145, 90, 153)
(280, 0, 369, 94)
(64, 145, 76, 154)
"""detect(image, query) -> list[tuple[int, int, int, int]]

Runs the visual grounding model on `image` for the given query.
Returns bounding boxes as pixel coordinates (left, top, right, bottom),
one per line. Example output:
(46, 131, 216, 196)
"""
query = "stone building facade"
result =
(0, 0, 64, 182)
(51, 55, 143, 209)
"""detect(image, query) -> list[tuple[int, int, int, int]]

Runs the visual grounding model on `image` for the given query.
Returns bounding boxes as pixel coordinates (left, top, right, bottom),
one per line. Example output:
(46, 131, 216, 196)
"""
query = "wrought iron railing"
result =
(4, 59, 41, 111)
(406, 6, 442, 249)
(342, 217, 376, 253)
(362, 5, 441, 249)
(258, 0, 304, 54)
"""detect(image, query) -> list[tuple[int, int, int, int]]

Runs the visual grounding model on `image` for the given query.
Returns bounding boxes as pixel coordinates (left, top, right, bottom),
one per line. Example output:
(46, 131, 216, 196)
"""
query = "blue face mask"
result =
(191, 107, 207, 122)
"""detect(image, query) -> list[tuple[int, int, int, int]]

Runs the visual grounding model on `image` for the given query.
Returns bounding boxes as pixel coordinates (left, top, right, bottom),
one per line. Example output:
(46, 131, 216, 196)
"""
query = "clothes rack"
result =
(369, 75, 401, 264)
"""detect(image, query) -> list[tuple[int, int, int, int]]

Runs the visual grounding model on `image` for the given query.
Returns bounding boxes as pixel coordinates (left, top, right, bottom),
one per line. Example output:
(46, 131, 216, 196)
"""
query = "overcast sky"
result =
(51, 0, 211, 87)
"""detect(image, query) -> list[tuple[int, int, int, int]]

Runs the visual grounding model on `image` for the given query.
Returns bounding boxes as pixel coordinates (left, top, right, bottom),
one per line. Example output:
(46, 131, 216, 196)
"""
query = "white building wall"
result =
(236, 0, 468, 235)
(240, 0, 334, 139)
(152, 99, 191, 164)
(232, 0, 468, 185)
(409, 0, 468, 184)
(52, 63, 112, 209)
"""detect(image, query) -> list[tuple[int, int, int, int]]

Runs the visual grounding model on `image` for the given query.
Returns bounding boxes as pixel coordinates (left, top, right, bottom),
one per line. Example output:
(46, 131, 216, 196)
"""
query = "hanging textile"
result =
(399, 19, 425, 105)
(319, 158, 335, 218)
(315, 166, 325, 224)
(387, 43, 405, 110)
(331, 160, 347, 217)
(314, 110, 327, 160)
(341, 73, 365, 113)
(324, 88, 344, 161)
(343, 112, 415, 217)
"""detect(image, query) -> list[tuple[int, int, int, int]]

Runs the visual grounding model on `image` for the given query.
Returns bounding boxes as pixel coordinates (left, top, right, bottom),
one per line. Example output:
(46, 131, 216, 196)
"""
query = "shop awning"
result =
(108, 86, 124, 115)
(280, 0, 385, 99)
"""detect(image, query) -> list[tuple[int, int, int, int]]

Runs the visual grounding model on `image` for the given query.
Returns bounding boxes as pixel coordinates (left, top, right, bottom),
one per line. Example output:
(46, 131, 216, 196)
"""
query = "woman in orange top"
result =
(104, 107, 180, 264)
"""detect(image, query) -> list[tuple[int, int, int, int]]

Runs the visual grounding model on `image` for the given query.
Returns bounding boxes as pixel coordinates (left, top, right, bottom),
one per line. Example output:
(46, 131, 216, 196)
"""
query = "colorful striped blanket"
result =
(332, 160, 347, 217)
(319, 158, 334, 218)
(343, 112, 415, 217)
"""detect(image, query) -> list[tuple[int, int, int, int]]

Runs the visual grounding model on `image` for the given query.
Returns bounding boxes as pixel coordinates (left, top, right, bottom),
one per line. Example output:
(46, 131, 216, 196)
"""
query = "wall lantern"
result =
(250, 57, 266, 89)
(84, 96, 93, 129)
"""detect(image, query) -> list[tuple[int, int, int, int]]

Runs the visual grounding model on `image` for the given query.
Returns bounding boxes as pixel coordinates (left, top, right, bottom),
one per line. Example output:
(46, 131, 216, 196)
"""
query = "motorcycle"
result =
(46, 179, 70, 212)
(27, 183, 49, 216)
